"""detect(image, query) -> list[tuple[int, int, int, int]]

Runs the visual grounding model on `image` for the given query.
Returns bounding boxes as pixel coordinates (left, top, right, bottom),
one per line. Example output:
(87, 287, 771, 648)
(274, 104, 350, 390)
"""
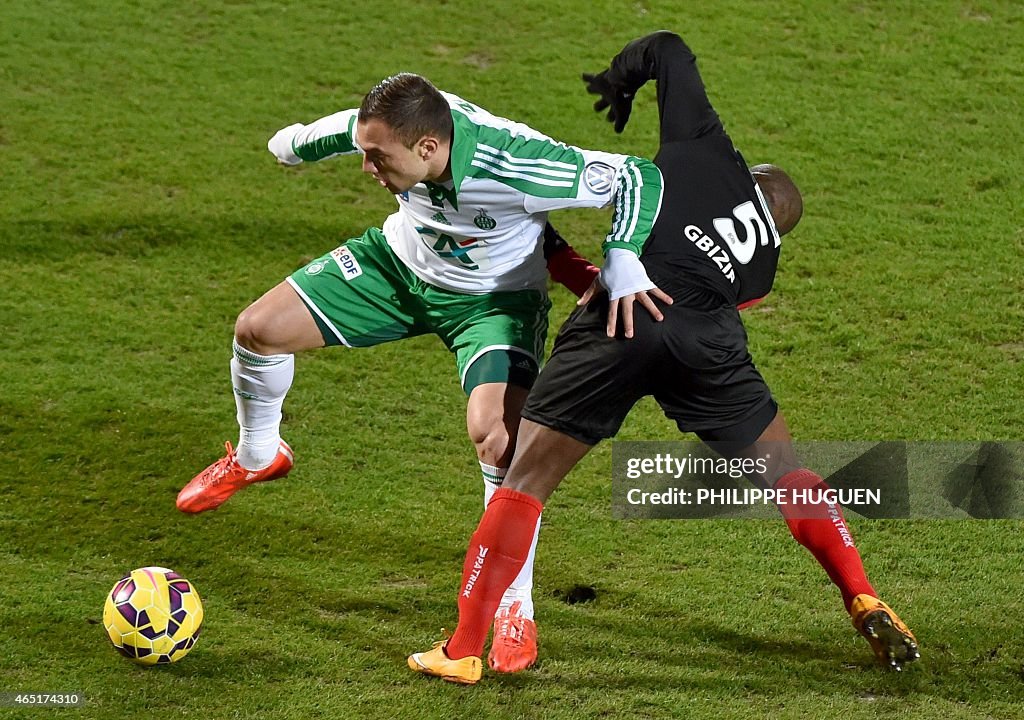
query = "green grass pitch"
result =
(2, 1, 1023, 717)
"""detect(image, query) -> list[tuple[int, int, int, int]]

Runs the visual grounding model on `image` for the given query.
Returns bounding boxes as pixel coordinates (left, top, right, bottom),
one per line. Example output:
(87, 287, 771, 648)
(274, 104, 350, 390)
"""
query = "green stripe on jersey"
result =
(449, 111, 479, 190)
(466, 125, 582, 198)
(293, 115, 357, 161)
(603, 157, 663, 254)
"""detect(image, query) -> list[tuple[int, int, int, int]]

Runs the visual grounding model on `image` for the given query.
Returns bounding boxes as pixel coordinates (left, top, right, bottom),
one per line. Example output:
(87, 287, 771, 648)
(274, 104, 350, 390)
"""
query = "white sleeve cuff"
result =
(600, 248, 656, 301)
(267, 124, 305, 165)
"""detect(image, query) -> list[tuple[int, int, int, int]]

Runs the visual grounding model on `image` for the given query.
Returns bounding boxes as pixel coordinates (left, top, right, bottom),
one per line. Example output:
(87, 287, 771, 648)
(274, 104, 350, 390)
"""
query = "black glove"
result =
(582, 70, 635, 133)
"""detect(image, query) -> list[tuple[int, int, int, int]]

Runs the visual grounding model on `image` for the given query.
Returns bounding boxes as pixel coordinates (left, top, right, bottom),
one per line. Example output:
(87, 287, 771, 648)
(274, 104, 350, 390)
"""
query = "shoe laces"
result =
(429, 629, 454, 653)
(199, 441, 240, 487)
(494, 606, 526, 647)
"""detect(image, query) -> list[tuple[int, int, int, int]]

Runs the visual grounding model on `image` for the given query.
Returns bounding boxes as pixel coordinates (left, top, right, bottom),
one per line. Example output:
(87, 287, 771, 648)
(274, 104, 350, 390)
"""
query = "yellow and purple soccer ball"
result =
(102, 566, 204, 665)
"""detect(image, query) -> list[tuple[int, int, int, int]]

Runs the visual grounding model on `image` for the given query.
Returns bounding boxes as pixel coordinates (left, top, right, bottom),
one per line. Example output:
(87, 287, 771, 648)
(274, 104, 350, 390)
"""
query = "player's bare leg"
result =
(734, 411, 802, 489)
(467, 382, 529, 472)
(466, 382, 542, 672)
(234, 281, 327, 356)
(177, 282, 324, 513)
(502, 420, 593, 502)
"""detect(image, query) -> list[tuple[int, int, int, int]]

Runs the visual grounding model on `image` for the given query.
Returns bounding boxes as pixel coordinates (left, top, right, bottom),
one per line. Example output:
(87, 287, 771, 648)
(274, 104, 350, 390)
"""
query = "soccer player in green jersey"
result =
(176, 73, 664, 671)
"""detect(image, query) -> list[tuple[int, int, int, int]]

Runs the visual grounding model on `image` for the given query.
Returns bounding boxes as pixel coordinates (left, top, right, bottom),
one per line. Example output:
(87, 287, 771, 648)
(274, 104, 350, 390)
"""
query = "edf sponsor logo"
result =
(331, 246, 363, 280)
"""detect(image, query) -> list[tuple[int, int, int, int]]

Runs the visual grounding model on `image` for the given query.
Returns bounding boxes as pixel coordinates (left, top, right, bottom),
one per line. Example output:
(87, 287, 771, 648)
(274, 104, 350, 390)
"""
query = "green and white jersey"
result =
(268, 92, 663, 294)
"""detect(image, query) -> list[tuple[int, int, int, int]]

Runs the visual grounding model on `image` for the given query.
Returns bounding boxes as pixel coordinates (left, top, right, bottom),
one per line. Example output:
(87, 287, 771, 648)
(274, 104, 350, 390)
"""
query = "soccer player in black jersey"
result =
(409, 31, 919, 684)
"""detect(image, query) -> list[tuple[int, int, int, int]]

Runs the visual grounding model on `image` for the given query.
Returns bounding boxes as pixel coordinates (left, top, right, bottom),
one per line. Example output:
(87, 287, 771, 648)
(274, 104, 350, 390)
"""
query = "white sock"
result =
(481, 463, 505, 505)
(482, 462, 539, 620)
(231, 340, 294, 470)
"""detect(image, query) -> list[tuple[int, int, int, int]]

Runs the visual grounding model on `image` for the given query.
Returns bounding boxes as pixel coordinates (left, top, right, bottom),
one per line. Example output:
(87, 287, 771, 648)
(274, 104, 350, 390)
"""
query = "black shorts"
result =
(522, 290, 777, 447)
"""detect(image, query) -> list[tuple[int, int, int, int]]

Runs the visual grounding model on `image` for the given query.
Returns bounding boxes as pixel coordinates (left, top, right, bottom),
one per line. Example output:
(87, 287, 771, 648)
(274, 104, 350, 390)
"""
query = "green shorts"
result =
(287, 227, 550, 394)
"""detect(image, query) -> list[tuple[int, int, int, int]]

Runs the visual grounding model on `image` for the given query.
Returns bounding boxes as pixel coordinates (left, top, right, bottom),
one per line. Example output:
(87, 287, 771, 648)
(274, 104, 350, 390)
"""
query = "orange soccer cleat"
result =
(408, 637, 482, 685)
(487, 601, 538, 673)
(850, 594, 920, 671)
(176, 441, 293, 513)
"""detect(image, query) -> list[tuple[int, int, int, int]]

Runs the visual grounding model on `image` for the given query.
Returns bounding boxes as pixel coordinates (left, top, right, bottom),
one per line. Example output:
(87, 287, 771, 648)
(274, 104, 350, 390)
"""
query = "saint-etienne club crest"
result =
(473, 209, 497, 231)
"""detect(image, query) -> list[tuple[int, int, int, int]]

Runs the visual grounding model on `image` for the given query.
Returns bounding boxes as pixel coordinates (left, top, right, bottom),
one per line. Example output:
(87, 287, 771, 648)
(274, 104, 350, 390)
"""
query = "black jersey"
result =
(604, 31, 780, 306)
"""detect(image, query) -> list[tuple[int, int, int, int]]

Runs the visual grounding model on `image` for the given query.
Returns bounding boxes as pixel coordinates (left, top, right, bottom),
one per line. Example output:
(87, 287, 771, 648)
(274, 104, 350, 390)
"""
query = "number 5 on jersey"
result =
(714, 189, 781, 266)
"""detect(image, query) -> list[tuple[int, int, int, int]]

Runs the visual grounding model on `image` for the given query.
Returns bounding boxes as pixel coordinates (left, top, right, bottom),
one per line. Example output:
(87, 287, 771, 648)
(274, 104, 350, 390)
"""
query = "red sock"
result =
(774, 469, 876, 611)
(445, 488, 543, 659)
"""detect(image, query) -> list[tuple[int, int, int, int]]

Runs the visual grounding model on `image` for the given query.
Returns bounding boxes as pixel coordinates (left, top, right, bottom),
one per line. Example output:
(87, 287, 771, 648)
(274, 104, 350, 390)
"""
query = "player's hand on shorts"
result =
(579, 249, 673, 338)
(582, 70, 635, 133)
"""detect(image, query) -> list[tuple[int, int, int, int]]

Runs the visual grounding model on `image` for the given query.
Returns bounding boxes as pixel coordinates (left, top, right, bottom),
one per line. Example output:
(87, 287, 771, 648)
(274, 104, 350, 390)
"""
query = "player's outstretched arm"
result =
(267, 108, 362, 165)
(583, 31, 723, 144)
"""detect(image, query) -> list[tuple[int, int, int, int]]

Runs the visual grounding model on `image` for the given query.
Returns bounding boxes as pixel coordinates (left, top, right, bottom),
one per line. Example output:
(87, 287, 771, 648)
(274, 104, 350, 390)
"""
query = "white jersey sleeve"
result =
(267, 109, 361, 165)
